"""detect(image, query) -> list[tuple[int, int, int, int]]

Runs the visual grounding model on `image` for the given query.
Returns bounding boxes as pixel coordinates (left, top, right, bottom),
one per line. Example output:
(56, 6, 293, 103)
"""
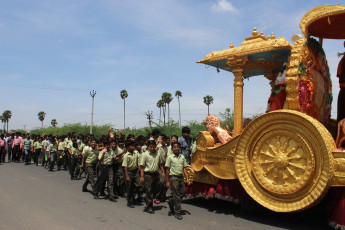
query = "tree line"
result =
(1, 90, 216, 132)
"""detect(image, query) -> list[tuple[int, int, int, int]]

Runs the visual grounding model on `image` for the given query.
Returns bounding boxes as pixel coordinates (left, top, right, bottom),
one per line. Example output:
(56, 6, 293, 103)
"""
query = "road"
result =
(0, 162, 331, 230)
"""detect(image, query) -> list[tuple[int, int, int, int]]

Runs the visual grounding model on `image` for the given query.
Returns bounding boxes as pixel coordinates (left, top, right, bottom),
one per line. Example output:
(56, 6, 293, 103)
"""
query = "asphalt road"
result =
(0, 162, 331, 230)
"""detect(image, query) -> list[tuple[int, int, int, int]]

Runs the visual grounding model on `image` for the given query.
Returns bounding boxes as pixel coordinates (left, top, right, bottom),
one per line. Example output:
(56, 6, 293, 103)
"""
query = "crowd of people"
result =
(0, 127, 196, 220)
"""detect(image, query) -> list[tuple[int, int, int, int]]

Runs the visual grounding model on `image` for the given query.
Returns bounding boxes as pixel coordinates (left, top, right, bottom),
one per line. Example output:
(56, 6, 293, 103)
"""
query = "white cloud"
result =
(211, 0, 239, 14)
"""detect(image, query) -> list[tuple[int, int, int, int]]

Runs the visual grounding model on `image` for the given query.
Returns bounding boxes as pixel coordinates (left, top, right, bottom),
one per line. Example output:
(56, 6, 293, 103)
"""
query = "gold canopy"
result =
(300, 4, 345, 39)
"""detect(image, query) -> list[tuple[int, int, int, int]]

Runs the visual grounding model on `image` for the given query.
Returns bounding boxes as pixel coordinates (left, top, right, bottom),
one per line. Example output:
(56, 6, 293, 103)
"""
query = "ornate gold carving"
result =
(184, 165, 195, 184)
(235, 110, 335, 212)
(233, 69, 244, 137)
(226, 56, 248, 68)
(197, 28, 291, 64)
(196, 131, 215, 151)
(191, 169, 219, 185)
(191, 136, 239, 179)
(300, 4, 345, 38)
(331, 151, 345, 186)
(286, 38, 305, 111)
(252, 130, 315, 195)
(230, 42, 234, 48)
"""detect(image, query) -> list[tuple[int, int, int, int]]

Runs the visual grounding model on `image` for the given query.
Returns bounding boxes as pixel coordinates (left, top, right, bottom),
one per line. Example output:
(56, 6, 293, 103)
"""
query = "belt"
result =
(340, 83, 345, 88)
(144, 171, 158, 175)
(128, 169, 138, 172)
(169, 175, 183, 178)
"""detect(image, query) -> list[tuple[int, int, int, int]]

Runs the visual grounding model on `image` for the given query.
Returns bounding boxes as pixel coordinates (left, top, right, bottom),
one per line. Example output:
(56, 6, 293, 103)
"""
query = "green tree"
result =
(161, 92, 172, 123)
(38, 111, 46, 128)
(219, 108, 234, 130)
(2, 110, 12, 133)
(203, 95, 214, 115)
(156, 100, 164, 124)
(0, 115, 5, 133)
(175, 90, 182, 127)
(120, 89, 128, 129)
(51, 119, 58, 127)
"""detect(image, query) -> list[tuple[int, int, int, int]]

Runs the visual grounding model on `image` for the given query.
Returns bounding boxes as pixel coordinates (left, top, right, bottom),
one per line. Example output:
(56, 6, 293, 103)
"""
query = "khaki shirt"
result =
(142, 145, 147, 152)
(98, 149, 115, 165)
(165, 153, 187, 176)
(34, 141, 42, 149)
(140, 150, 162, 173)
(157, 144, 168, 163)
(49, 144, 58, 152)
(116, 146, 125, 163)
(83, 146, 98, 164)
(135, 149, 143, 165)
(79, 142, 85, 152)
(58, 141, 66, 151)
(71, 147, 79, 156)
(122, 151, 139, 170)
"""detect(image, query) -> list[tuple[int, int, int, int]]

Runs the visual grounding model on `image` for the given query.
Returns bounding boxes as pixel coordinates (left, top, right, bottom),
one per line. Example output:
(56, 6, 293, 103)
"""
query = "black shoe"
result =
(82, 187, 88, 192)
(93, 194, 99, 200)
(168, 199, 175, 215)
(127, 201, 134, 208)
(99, 192, 106, 197)
(174, 213, 183, 220)
(109, 197, 117, 202)
(146, 207, 154, 214)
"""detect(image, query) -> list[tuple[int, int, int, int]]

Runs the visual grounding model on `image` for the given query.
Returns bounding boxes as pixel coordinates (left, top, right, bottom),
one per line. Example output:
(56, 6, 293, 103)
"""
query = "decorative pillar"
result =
(232, 68, 244, 137)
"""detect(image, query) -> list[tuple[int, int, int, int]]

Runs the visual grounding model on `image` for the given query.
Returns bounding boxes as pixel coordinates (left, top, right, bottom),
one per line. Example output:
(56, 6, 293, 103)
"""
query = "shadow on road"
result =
(183, 198, 331, 230)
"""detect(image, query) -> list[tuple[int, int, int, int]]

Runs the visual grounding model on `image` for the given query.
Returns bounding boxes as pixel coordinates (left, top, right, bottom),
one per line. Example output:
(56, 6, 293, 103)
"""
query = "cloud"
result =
(211, 0, 239, 14)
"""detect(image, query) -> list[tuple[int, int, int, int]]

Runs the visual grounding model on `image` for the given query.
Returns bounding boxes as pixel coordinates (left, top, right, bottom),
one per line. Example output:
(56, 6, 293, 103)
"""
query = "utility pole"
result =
(90, 90, 96, 134)
(145, 111, 153, 131)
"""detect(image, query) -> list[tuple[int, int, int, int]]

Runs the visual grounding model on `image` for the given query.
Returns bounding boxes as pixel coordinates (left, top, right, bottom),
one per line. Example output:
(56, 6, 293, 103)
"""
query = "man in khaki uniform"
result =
(139, 140, 164, 214)
(82, 139, 98, 192)
(93, 141, 116, 202)
(122, 140, 140, 208)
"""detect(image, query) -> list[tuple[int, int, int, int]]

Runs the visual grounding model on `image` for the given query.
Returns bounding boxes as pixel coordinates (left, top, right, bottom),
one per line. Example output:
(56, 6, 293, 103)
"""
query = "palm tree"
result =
(38, 111, 46, 128)
(175, 90, 182, 126)
(203, 95, 214, 115)
(120, 89, 128, 129)
(161, 92, 172, 123)
(51, 119, 58, 127)
(156, 100, 164, 124)
(0, 115, 5, 133)
(2, 110, 12, 132)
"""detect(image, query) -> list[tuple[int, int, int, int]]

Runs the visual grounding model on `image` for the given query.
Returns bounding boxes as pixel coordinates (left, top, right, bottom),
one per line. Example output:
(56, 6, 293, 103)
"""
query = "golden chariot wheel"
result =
(235, 110, 335, 212)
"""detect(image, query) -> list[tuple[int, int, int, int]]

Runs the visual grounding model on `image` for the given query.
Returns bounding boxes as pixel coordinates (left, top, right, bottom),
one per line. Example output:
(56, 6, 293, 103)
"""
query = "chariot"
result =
(187, 4, 345, 212)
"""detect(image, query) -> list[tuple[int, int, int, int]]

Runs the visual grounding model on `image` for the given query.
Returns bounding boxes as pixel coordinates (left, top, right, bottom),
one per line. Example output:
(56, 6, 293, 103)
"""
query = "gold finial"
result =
(271, 32, 275, 39)
(252, 27, 258, 36)
(230, 42, 234, 48)
(260, 31, 264, 36)
(267, 36, 271, 39)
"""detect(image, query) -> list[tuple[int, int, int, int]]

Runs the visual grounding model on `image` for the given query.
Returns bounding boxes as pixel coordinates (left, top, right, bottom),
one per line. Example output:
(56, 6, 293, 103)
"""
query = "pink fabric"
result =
(0, 139, 7, 149)
(327, 187, 345, 229)
(12, 136, 22, 148)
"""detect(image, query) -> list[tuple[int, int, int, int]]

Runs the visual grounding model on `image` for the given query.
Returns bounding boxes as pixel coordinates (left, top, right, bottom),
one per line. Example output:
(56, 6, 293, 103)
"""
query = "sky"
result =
(0, 0, 344, 131)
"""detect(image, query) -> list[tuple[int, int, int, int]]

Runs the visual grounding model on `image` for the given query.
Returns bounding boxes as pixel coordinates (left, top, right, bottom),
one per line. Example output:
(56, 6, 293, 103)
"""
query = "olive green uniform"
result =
(70, 147, 80, 179)
(33, 141, 42, 166)
(165, 153, 187, 214)
(93, 149, 116, 199)
(122, 151, 140, 204)
(114, 146, 126, 197)
(140, 150, 163, 209)
(49, 143, 58, 171)
(82, 146, 99, 190)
